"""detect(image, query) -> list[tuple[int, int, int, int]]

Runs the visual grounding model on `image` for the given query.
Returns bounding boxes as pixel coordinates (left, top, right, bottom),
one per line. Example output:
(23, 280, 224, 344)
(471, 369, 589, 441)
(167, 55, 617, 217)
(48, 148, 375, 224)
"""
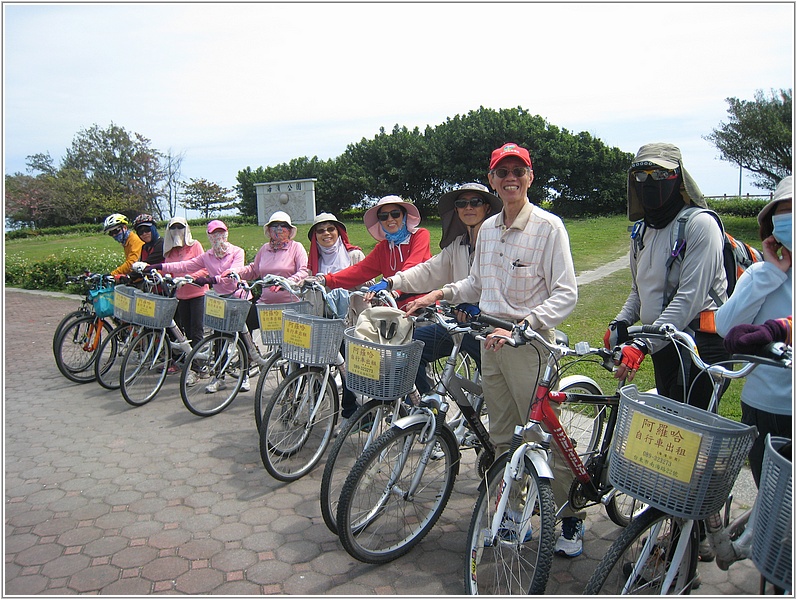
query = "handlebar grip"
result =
(474, 313, 516, 331)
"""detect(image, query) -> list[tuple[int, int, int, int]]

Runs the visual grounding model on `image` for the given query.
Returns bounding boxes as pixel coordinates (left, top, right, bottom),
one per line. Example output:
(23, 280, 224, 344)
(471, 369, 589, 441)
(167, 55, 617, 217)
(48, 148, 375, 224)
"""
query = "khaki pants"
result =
(481, 332, 586, 521)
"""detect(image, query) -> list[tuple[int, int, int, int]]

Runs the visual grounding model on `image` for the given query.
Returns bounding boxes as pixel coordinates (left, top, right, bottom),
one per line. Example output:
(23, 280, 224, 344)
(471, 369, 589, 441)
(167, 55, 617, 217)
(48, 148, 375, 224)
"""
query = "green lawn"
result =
(6, 211, 757, 422)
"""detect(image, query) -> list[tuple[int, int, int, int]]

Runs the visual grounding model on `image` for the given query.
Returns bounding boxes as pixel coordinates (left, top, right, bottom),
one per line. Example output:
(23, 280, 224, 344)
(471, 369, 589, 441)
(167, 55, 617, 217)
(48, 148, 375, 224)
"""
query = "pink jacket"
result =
(161, 245, 249, 299)
(165, 241, 209, 300)
(236, 241, 309, 304)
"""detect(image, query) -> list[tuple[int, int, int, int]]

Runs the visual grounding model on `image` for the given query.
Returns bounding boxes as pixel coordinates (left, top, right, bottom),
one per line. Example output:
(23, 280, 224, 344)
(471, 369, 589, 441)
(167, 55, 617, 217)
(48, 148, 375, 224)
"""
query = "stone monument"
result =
(254, 178, 317, 225)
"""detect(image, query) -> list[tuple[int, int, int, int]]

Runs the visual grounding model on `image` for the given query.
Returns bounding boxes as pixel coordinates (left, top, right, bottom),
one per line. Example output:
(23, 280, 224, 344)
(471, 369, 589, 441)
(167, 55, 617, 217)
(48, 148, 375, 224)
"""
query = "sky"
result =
(3, 2, 794, 214)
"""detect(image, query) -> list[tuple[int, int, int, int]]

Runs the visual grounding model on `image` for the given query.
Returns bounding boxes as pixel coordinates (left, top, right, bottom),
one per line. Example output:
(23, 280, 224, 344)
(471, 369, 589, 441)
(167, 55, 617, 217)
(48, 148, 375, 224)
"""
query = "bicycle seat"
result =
(555, 329, 569, 347)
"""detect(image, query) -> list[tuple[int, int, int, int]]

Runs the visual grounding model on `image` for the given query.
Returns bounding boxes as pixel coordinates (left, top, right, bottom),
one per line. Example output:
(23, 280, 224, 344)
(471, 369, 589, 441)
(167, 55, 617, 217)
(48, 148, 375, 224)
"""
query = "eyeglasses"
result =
(454, 197, 486, 209)
(491, 166, 530, 179)
(269, 222, 290, 229)
(377, 209, 403, 221)
(632, 168, 679, 182)
(315, 226, 337, 235)
(136, 228, 151, 236)
(107, 227, 123, 237)
(169, 224, 186, 230)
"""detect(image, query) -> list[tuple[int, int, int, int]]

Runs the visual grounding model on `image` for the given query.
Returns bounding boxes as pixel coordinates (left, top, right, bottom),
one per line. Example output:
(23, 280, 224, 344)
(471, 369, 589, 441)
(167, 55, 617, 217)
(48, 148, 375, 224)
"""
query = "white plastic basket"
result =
(608, 385, 756, 520)
(750, 435, 792, 593)
(257, 301, 312, 346)
(280, 310, 345, 366)
(203, 292, 251, 333)
(343, 327, 423, 400)
(113, 285, 178, 329)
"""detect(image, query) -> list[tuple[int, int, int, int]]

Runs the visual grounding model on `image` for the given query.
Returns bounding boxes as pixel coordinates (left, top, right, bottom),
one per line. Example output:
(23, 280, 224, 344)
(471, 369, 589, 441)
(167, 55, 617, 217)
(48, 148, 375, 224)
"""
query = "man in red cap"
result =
(404, 142, 583, 557)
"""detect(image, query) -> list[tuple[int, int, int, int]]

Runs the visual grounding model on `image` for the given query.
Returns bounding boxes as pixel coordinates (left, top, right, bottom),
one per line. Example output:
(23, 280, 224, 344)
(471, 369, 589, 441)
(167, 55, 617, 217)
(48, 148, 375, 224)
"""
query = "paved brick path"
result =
(4, 289, 765, 594)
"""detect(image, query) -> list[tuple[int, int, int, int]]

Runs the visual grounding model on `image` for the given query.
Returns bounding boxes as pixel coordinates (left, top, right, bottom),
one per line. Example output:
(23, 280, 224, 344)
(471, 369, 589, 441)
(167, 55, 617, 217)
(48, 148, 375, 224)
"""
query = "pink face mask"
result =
(268, 225, 291, 250)
(208, 231, 229, 257)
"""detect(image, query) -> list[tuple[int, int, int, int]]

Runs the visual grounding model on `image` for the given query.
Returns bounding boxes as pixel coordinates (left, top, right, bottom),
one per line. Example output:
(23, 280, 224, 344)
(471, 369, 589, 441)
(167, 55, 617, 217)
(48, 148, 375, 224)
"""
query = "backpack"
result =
(631, 207, 762, 332)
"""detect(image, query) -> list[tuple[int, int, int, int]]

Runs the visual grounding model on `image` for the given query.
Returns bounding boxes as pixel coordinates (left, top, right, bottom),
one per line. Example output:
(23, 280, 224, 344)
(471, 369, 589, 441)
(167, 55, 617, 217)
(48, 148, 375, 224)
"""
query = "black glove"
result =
(455, 303, 481, 319)
(192, 276, 215, 287)
(604, 320, 630, 349)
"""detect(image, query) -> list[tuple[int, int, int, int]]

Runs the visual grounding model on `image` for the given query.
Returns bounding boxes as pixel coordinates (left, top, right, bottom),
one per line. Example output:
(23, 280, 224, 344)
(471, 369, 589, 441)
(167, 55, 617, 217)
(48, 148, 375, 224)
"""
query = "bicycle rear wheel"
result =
(464, 453, 557, 595)
(583, 507, 698, 595)
(180, 334, 246, 417)
(120, 329, 169, 406)
(94, 323, 135, 390)
(336, 422, 459, 564)
(260, 367, 338, 481)
(54, 315, 112, 383)
(52, 309, 90, 358)
(320, 398, 409, 534)
(253, 350, 291, 432)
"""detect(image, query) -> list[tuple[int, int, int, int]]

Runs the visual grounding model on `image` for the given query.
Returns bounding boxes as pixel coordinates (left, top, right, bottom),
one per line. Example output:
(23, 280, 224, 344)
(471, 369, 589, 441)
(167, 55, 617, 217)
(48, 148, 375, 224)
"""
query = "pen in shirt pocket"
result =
(511, 259, 529, 269)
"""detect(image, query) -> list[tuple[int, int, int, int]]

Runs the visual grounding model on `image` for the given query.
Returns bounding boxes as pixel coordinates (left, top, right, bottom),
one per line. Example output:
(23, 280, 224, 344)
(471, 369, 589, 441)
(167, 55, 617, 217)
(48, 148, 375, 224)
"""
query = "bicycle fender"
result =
(388, 413, 433, 431)
(558, 374, 602, 394)
(525, 449, 554, 480)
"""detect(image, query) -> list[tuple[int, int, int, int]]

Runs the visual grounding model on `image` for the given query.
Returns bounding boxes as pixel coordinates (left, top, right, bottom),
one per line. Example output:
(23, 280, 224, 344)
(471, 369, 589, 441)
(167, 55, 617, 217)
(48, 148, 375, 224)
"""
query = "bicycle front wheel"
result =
(464, 454, 557, 595)
(54, 315, 112, 383)
(253, 350, 291, 432)
(605, 491, 649, 528)
(94, 323, 135, 390)
(52, 309, 90, 358)
(583, 507, 698, 595)
(260, 367, 339, 482)
(120, 329, 169, 406)
(320, 398, 409, 535)
(336, 422, 460, 564)
(557, 379, 606, 458)
(180, 334, 246, 417)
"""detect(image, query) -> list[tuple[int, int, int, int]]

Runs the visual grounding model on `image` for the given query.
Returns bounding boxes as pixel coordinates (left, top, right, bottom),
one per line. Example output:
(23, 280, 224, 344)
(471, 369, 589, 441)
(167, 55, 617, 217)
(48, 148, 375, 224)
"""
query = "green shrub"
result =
(5, 249, 120, 291)
(707, 197, 768, 218)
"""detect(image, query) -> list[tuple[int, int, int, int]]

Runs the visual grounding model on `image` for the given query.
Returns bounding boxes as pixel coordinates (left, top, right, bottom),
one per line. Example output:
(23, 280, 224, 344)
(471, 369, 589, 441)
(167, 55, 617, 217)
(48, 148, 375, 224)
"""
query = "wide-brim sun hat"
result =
(758, 175, 793, 226)
(164, 216, 195, 254)
(363, 195, 421, 242)
(626, 142, 706, 221)
(207, 219, 228, 234)
(438, 183, 503, 249)
(307, 212, 347, 240)
(265, 210, 297, 240)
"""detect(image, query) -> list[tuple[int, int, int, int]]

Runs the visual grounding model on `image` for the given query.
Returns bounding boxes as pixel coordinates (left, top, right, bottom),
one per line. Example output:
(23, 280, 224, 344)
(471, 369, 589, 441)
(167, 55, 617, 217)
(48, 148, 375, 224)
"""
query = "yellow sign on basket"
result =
(114, 292, 131, 312)
(205, 296, 226, 319)
(135, 297, 157, 318)
(623, 410, 703, 484)
(348, 344, 381, 380)
(259, 307, 283, 331)
(284, 320, 311, 349)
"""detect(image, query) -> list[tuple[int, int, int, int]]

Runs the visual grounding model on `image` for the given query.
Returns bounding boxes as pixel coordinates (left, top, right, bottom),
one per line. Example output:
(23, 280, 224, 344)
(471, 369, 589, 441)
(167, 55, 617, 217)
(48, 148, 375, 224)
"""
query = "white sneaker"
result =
(240, 375, 250, 392)
(554, 517, 584, 557)
(185, 371, 198, 387)
(205, 378, 227, 393)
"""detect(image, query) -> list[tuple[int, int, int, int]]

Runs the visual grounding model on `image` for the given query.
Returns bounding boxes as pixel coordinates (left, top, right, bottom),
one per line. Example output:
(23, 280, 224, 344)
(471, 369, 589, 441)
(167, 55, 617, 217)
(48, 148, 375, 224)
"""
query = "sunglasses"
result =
(454, 197, 486, 209)
(491, 166, 530, 179)
(315, 226, 337, 235)
(632, 168, 679, 182)
(169, 223, 186, 230)
(107, 227, 123, 237)
(269, 223, 290, 229)
(377, 209, 403, 221)
(136, 227, 151, 235)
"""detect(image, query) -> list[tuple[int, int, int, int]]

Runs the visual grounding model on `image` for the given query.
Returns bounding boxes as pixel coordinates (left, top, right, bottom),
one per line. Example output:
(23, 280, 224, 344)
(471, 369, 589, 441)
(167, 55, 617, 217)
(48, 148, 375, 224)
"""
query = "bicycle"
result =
(116, 271, 196, 407)
(583, 325, 791, 595)
(53, 272, 118, 383)
(179, 273, 289, 418)
(462, 314, 653, 595)
(334, 305, 621, 568)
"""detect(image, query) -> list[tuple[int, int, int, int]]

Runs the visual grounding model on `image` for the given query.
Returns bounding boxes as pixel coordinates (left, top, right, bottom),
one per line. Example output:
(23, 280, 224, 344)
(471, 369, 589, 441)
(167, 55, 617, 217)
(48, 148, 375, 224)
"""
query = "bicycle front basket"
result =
(750, 435, 792, 593)
(343, 327, 424, 400)
(257, 301, 312, 346)
(113, 285, 178, 328)
(203, 292, 251, 333)
(608, 385, 756, 520)
(280, 310, 345, 366)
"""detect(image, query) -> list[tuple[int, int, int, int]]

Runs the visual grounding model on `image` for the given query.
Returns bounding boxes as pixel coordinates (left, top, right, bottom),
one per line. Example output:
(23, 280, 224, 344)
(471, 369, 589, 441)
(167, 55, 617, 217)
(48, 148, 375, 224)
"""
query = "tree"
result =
(181, 178, 237, 218)
(704, 88, 792, 189)
(161, 149, 185, 219)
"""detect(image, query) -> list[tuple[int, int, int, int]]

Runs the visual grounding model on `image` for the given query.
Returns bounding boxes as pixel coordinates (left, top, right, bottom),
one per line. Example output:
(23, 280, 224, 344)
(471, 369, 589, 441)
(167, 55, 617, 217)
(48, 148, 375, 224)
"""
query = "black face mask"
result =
(635, 175, 684, 228)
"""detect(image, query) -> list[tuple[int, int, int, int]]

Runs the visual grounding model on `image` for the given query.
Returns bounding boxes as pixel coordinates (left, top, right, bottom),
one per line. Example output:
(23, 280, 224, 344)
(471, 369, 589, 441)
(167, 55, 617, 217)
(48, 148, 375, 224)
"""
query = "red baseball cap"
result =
(489, 143, 532, 170)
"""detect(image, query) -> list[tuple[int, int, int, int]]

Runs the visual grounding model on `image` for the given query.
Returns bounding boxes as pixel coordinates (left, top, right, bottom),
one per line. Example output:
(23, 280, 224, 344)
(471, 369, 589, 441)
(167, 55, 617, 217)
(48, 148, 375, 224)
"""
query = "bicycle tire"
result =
(94, 323, 135, 390)
(320, 398, 409, 535)
(52, 308, 91, 358)
(120, 329, 170, 406)
(54, 315, 112, 383)
(583, 507, 698, 595)
(180, 334, 246, 417)
(463, 453, 557, 595)
(260, 367, 339, 482)
(336, 422, 460, 564)
(253, 350, 291, 432)
(557, 379, 606, 458)
(605, 492, 649, 528)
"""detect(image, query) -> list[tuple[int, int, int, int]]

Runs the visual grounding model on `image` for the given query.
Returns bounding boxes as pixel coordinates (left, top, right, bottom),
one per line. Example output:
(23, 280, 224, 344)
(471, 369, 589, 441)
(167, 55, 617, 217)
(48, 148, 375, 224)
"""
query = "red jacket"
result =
(325, 229, 432, 308)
